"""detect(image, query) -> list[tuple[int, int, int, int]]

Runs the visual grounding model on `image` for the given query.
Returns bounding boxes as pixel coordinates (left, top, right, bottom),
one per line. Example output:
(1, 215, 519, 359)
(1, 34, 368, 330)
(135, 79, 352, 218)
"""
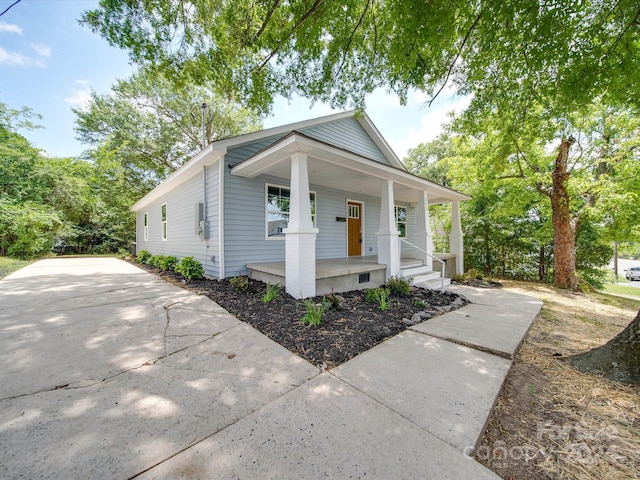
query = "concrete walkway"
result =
(0, 258, 541, 479)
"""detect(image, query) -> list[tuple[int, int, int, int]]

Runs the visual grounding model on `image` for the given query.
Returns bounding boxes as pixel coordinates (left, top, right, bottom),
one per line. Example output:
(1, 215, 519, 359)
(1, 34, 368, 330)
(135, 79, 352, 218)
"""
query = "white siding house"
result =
(131, 111, 469, 299)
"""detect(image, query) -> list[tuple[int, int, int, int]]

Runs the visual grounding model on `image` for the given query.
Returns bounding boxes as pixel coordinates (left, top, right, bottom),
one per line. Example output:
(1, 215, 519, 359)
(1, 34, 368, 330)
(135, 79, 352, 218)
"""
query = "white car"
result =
(625, 267, 640, 281)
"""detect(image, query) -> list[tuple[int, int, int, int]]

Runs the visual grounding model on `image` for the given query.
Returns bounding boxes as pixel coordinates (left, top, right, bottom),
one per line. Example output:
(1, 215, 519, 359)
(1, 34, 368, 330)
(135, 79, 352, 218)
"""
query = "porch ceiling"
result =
(230, 133, 470, 204)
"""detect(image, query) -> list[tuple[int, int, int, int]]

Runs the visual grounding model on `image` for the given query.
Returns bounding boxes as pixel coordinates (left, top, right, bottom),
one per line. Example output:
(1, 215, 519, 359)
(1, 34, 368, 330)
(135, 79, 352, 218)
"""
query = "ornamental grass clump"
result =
(262, 283, 280, 303)
(300, 298, 328, 326)
(364, 287, 391, 311)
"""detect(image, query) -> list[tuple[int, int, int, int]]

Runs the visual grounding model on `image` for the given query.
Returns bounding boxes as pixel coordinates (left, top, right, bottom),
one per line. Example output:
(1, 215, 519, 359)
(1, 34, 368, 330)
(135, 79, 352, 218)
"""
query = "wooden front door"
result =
(347, 201, 363, 256)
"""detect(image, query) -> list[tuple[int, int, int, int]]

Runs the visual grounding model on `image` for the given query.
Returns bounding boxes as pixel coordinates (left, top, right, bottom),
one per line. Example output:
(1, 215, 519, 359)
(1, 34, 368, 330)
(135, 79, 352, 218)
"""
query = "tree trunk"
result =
(569, 309, 640, 385)
(538, 245, 545, 281)
(551, 137, 577, 290)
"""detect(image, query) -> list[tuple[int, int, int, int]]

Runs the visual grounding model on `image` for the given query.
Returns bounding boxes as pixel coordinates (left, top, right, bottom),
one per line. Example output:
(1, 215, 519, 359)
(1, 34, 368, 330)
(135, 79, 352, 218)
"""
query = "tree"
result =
(74, 69, 262, 185)
(82, 0, 640, 289)
(569, 308, 640, 385)
(81, 1, 640, 114)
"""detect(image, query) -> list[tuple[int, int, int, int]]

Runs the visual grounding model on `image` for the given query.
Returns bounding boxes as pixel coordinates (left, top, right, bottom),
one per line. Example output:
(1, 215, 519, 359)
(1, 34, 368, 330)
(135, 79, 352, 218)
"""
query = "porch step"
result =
(415, 276, 452, 290)
(400, 264, 450, 289)
(400, 265, 438, 280)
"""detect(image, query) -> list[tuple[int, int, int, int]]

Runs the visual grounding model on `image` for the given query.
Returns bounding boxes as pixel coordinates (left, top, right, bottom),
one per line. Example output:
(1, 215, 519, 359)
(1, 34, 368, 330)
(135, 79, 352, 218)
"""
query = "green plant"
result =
(364, 287, 391, 311)
(323, 290, 344, 310)
(300, 298, 328, 326)
(387, 276, 412, 297)
(147, 255, 160, 268)
(175, 256, 204, 280)
(262, 282, 280, 303)
(414, 300, 427, 308)
(157, 255, 178, 271)
(137, 249, 152, 264)
(230, 275, 249, 293)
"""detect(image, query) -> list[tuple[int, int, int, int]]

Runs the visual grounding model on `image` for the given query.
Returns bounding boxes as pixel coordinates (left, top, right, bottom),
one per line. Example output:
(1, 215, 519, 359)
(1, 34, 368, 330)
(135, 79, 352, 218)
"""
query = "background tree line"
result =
(405, 103, 640, 290)
(0, 71, 261, 258)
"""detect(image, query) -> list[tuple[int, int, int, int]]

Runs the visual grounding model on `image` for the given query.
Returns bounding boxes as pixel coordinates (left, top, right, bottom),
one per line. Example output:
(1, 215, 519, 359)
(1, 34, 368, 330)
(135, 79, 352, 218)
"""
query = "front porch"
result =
(231, 132, 469, 299)
(247, 254, 456, 296)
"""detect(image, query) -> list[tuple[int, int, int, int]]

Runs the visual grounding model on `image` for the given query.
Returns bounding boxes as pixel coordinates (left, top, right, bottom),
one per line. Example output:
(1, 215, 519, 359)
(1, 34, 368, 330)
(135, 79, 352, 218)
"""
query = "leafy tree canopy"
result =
(74, 69, 263, 185)
(81, 0, 640, 116)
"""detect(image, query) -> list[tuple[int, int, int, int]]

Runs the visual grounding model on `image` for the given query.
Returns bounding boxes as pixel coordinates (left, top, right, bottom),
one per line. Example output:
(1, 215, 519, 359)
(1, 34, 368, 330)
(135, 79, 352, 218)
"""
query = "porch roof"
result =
(230, 131, 470, 204)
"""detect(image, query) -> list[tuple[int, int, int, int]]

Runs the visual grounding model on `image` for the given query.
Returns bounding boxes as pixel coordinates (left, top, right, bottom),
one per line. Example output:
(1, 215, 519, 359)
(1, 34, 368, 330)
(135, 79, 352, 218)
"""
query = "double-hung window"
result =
(161, 203, 167, 241)
(395, 206, 407, 238)
(143, 212, 149, 241)
(266, 184, 316, 238)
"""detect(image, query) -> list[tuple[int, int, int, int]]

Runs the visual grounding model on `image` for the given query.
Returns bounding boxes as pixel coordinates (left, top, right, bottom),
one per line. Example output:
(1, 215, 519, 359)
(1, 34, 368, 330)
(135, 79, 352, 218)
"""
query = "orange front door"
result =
(347, 201, 362, 256)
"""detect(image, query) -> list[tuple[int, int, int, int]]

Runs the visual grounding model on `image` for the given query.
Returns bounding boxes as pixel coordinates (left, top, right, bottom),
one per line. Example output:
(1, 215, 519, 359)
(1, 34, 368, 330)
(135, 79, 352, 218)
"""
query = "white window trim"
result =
(265, 183, 316, 240)
(143, 212, 149, 241)
(161, 203, 167, 241)
(395, 205, 407, 238)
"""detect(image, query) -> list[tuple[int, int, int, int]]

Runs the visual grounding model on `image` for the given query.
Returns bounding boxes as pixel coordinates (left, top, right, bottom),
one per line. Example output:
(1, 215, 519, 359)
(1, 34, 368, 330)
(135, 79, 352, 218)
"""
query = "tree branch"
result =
(428, 7, 483, 107)
(334, 0, 371, 80)
(254, 0, 281, 41)
(255, 0, 327, 71)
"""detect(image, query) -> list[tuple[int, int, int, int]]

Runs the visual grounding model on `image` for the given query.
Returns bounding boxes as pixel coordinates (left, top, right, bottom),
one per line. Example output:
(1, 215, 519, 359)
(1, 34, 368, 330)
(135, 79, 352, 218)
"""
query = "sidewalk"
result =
(0, 258, 541, 479)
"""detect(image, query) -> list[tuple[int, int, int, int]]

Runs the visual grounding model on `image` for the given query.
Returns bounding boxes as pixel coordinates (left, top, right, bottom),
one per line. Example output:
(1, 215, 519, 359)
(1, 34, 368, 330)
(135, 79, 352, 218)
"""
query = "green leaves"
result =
(81, 0, 640, 118)
(74, 69, 262, 183)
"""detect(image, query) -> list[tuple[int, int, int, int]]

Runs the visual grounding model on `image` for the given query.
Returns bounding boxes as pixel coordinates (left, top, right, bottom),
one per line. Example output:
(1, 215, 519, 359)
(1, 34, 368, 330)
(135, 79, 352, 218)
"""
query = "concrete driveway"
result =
(0, 258, 520, 479)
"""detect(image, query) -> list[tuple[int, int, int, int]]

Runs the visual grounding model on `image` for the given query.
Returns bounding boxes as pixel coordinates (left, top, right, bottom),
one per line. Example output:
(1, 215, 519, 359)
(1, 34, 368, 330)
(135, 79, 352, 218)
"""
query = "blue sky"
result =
(1, 0, 468, 159)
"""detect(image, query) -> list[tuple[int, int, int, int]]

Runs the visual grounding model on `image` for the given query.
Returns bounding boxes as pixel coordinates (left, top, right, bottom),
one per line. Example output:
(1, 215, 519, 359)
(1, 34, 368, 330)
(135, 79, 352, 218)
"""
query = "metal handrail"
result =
(399, 238, 446, 291)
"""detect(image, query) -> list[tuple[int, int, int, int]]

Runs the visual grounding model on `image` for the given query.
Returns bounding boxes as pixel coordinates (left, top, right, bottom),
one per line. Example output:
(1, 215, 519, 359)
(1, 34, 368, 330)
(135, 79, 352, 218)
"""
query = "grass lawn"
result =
(0, 257, 33, 279)
(601, 273, 640, 300)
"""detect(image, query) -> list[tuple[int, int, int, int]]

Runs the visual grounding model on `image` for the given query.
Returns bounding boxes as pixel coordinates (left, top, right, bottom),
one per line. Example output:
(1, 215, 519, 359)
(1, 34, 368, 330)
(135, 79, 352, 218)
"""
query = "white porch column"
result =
(377, 179, 400, 280)
(415, 191, 434, 270)
(450, 200, 464, 275)
(283, 152, 318, 299)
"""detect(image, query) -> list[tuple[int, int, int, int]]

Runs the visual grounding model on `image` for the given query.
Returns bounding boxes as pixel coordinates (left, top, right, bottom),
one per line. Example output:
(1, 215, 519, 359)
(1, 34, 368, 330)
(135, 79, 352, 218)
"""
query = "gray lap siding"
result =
(136, 163, 220, 278)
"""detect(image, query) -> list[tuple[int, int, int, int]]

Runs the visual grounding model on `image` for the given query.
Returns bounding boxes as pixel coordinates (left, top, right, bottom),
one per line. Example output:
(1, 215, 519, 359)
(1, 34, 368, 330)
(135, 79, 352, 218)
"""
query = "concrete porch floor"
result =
(247, 255, 424, 280)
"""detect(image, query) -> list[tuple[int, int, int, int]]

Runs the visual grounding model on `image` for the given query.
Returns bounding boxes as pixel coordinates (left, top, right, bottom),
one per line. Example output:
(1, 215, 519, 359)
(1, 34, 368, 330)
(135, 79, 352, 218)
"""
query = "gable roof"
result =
(132, 110, 406, 211)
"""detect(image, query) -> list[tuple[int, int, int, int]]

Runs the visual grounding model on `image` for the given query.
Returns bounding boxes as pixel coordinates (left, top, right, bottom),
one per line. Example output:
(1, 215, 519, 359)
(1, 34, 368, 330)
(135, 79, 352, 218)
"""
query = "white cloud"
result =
(0, 47, 45, 67)
(390, 96, 471, 158)
(30, 43, 51, 57)
(0, 21, 22, 34)
(64, 80, 92, 110)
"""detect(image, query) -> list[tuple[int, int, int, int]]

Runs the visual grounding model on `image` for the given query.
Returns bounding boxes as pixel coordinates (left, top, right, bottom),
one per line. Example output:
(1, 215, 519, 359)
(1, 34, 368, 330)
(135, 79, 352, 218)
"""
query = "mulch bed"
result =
(145, 266, 468, 369)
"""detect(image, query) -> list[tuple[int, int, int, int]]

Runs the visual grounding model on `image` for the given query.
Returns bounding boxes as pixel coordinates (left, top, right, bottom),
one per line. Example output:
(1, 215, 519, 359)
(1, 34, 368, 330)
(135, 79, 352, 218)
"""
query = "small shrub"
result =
(262, 283, 280, 303)
(175, 256, 204, 280)
(137, 249, 152, 264)
(157, 255, 178, 271)
(230, 275, 249, 293)
(364, 287, 391, 311)
(147, 255, 160, 268)
(465, 268, 482, 280)
(387, 276, 412, 297)
(300, 298, 328, 326)
(414, 300, 427, 308)
(452, 272, 465, 283)
(323, 290, 344, 310)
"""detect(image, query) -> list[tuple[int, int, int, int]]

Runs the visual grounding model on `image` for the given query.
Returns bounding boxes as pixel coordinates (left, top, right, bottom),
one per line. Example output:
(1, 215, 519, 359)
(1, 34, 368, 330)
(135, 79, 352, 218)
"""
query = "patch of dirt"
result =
(475, 281, 640, 479)
(147, 268, 467, 369)
(452, 278, 503, 288)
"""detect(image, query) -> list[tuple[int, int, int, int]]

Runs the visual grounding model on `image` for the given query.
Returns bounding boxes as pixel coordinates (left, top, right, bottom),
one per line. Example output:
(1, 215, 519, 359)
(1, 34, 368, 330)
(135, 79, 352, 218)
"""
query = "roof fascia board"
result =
(130, 145, 226, 211)
(356, 112, 406, 170)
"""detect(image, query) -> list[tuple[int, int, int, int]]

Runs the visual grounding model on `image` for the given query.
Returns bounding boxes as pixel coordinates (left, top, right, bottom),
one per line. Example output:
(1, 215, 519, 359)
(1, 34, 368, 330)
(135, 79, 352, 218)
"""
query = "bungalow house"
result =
(131, 111, 469, 299)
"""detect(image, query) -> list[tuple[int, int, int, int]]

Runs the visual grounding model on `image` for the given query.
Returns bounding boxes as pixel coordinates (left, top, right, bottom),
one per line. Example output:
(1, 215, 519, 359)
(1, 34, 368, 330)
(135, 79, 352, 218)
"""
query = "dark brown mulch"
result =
(146, 266, 468, 369)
